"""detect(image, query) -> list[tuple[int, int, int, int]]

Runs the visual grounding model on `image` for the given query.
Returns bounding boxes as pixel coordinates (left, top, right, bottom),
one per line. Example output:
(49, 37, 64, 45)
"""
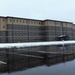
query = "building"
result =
(0, 16, 74, 43)
(0, 16, 75, 65)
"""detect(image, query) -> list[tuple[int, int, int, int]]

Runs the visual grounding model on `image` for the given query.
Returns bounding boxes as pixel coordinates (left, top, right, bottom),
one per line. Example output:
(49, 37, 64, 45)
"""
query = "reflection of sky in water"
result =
(19, 60, 75, 75)
(1, 60, 75, 75)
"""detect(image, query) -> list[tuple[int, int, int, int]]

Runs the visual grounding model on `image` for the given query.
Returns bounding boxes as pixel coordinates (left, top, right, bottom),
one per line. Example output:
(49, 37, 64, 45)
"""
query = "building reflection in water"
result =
(0, 45, 75, 74)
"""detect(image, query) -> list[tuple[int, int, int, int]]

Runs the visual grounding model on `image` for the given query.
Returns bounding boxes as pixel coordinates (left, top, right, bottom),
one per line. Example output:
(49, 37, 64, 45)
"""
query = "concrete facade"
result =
(0, 16, 74, 43)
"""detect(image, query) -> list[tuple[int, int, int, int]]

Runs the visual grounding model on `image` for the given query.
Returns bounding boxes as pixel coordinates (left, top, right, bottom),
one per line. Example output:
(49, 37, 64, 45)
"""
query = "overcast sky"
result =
(0, 0, 75, 23)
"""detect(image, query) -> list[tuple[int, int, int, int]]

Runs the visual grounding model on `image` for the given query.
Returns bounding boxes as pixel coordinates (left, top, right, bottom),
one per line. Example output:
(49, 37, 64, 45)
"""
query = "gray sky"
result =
(0, 0, 75, 23)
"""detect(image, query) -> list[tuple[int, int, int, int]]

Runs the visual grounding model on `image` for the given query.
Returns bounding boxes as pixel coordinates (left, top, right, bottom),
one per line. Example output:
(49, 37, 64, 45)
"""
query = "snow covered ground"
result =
(0, 40, 75, 48)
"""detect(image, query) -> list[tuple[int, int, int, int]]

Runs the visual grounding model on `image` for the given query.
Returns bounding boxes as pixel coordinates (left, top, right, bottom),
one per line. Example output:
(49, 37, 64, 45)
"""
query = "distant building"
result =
(0, 16, 74, 43)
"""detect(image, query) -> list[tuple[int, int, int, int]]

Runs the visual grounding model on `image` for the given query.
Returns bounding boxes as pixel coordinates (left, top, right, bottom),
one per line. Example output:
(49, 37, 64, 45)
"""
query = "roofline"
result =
(0, 16, 6, 18)
(44, 19, 73, 24)
(6, 16, 43, 21)
(0, 16, 73, 23)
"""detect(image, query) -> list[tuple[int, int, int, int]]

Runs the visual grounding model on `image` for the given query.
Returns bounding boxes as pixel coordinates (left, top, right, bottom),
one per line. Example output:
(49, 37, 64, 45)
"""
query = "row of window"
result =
(0, 31, 73, 36)
(10, 19, 43, 25)
(7, 25, 45, 30)
(2, 18, 71, 26)
(0, 31, 6, 36)
(7, 38, 54, 43)
(7, 31, 56, 36)
(10, 19, 61, 25)
(0, 37, 6, 43)
(0, 36, 75, 43)
(10, 19, 68, 26)
(7, 24, 74, 31)
(7, 25, 56, 31)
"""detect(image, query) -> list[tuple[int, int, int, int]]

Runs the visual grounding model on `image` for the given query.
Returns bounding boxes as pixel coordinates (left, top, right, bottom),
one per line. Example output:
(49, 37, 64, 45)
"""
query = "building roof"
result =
(0, 16, 73, 24)
(45, 19, 73, 24)
(6, 16, 43, 21)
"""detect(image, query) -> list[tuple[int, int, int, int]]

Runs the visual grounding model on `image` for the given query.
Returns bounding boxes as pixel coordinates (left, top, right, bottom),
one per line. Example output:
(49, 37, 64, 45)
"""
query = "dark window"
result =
(34, 21, 35, 24)
(31, 21, 33, 24)
(3, 19, 5, 21)
(17, 20, 18, 23)
(28, 21, 30, 23)
(10, 19, 12, 22)
(23, 20, 24, 23)
(13, 20, 15, 22)
(20, 20, 21, 23)
(3, 26, 5, 28)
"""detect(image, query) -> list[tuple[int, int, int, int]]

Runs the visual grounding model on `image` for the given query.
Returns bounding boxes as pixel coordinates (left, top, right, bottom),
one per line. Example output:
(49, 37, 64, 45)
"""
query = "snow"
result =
(0, 40, 75, 48)
(0, 61, 7, 64)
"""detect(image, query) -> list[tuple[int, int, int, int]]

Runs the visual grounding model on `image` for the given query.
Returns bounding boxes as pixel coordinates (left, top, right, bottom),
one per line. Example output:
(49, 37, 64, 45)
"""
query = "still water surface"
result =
(19, 60, 75, 75)
(0, 46, 75, 75)
(1, 60, 75, 75)
(1, 59, 75, 75)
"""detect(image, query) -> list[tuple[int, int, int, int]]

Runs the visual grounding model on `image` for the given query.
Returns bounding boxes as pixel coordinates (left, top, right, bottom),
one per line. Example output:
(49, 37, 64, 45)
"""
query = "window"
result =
(26, 21, 27, 23)
(3, 19, 5, 21)
(23, 20, 24, 23)
(20, 20, 21, 23)
(13, 19, 15, 22)
(28, 21, 30, 23)
(17, 20, 18, 23)
(31, 21, 33, 24)
(50, 21, 51, 24)
(37, 21, 38, 24)
(3, 26, 5, 28)
(34, 21, 35, 24)
(10, 19, 12, 22)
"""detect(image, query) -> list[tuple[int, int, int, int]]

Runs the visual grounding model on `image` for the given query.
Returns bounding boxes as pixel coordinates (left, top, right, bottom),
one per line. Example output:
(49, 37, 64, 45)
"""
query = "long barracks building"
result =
(0, 16, 75, 43)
